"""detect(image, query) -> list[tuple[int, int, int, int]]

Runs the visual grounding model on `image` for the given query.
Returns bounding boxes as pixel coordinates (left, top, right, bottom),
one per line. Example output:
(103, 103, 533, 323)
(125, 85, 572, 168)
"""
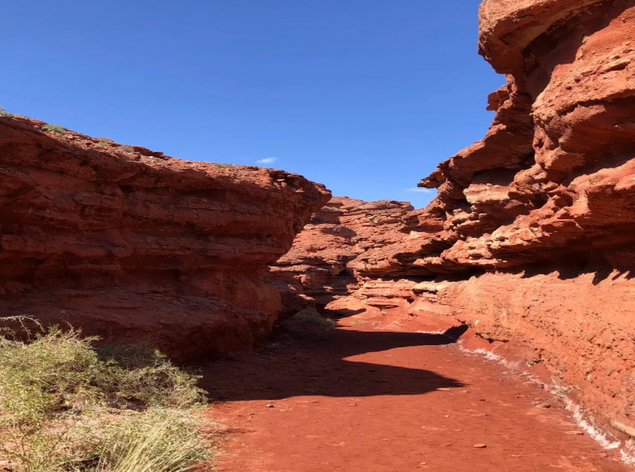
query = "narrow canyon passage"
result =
(200, 318, 628, 472)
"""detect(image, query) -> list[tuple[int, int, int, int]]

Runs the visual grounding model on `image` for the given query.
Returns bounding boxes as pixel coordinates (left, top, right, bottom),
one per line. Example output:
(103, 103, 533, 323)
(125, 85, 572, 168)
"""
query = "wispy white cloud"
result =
(256, 157, 278, 164)
(405, 187, 433, 193)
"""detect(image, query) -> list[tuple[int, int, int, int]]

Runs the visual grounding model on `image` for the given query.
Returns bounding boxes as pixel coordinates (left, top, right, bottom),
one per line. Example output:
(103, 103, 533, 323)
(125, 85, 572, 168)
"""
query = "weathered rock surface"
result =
(348, 0, 635, 279)
(0, 116, 330, 359)
(267, 197, 412, 316)
(276, 0, 635, 443)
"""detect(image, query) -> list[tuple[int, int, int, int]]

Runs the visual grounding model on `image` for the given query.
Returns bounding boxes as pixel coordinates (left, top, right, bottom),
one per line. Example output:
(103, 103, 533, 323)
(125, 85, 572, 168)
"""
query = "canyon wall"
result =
(0, 116, 330, 360)
(273, 0, 635, 441)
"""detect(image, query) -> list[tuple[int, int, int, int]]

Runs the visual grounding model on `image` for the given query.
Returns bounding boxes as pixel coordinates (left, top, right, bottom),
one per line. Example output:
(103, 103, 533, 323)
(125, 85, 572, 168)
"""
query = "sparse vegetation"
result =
(0, 322, 214, 472)
(96, 138, 114, 149)
(0, 107, 12, 118)
(551, 384, 574, 402)
(292, 309, 336, 329)
(42, 124, 66, 134)
(95, 408, 211, 472)
(119, 145, 134, 153)
(95, 341, 205, 409)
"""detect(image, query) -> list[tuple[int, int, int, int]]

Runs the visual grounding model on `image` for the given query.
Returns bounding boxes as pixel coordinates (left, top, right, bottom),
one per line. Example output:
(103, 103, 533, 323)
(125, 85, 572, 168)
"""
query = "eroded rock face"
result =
(278, 0, 635, 440)
(267, 197, 413, 316)
(350, 0, 635, 276)
(416, 0, 635, 438)
(0, 116, 330, 359)
(438, 0, 635, 436)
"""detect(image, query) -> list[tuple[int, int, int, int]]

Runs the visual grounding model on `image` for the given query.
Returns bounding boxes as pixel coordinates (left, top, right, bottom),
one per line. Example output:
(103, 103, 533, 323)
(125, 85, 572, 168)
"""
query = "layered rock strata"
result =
(275, 0, 635, 440)
(0, 116, 330, 359)
(266, 197, 413, 317)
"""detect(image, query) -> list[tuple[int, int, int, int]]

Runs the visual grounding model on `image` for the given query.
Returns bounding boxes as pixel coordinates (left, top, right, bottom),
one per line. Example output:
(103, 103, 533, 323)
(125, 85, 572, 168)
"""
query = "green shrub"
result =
(0, 327, 102, 471)
(0, 107, 12, 117)
(42, 124, 66, 134)
(0, 324, 212, 472)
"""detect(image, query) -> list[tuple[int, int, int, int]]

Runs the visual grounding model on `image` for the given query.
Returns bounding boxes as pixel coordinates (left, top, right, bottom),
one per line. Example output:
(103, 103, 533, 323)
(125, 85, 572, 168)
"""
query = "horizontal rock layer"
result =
(0, 116, 330, 359)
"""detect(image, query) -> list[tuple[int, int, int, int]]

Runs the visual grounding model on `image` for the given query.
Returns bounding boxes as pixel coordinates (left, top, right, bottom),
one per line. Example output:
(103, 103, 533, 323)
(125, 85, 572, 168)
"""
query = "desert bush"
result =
(42, 124, 66, 134)
(292, 309, 336, 329)
(0, 327, 103, 471)
(0, 325, 212, 472)
(95, 342, 205, 409)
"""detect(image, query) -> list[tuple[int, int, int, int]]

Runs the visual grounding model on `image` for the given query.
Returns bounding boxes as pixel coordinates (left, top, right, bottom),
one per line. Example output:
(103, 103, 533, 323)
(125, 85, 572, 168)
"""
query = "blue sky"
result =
(2, 0, 503, 208)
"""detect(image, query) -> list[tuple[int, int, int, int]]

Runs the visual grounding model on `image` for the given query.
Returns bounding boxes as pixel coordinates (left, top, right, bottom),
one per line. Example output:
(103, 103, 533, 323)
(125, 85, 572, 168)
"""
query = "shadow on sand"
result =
(198, 321, 465, 401)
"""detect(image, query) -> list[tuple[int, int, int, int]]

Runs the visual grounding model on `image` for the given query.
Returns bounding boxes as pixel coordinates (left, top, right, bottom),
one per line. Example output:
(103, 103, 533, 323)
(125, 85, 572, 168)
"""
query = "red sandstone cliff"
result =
(0, 115, 330, 359)
(274, 0, 635, 444)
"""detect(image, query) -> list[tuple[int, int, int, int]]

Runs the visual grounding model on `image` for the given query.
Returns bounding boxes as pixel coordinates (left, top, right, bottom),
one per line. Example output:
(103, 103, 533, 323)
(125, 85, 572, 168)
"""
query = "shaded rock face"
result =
(276, 0, 635, 439)
(0, 116, 330, 360)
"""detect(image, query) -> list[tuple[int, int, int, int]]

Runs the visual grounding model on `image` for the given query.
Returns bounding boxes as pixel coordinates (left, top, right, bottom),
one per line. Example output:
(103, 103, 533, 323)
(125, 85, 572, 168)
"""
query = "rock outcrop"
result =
(275, 0, 635, 442)
(0, 116, 330, 360)
(267, 197, 412, 316)
(439, 0, 635, 437)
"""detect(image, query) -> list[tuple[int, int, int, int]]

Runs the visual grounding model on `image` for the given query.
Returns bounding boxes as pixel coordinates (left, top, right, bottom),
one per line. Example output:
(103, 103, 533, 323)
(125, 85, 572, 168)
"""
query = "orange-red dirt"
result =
(203, 317, 628, 472)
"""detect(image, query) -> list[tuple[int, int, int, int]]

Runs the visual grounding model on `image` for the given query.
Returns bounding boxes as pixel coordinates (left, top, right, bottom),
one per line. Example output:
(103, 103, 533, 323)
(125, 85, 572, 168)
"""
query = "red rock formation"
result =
(438, 0, 635, 437)
(0, 116, 330, 360)
(267, 197, 412, 316)
(277, 0, 635, 442)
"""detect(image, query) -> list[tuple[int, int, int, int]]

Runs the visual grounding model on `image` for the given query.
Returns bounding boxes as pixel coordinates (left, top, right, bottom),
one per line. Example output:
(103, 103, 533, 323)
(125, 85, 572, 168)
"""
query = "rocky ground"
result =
(203, 316, 629, 472)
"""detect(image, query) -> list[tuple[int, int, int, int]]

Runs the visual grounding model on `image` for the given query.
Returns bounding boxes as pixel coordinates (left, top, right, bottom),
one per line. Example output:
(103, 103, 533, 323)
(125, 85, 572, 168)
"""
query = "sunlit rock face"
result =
(0, 116, 330, 360)
(266, 197, 414, 317)
(277, 0, 635, 438)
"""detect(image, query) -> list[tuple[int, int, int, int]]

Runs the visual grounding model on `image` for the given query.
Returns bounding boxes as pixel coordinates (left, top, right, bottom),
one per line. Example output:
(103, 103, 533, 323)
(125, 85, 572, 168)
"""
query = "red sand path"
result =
(200, 318, 628, 472)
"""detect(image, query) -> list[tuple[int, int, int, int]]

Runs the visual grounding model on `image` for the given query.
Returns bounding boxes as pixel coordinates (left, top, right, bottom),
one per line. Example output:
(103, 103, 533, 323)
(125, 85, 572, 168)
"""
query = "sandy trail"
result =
(200, 318, 628, 472)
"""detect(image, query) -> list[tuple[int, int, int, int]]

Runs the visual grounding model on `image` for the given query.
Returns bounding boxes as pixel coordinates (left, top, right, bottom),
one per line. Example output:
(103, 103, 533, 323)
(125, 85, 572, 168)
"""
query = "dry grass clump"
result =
(0, 322, 214, 472)
(42, 124, 66, 134)
(95, 408, 210, 472)
(292, 309, 337, 329)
